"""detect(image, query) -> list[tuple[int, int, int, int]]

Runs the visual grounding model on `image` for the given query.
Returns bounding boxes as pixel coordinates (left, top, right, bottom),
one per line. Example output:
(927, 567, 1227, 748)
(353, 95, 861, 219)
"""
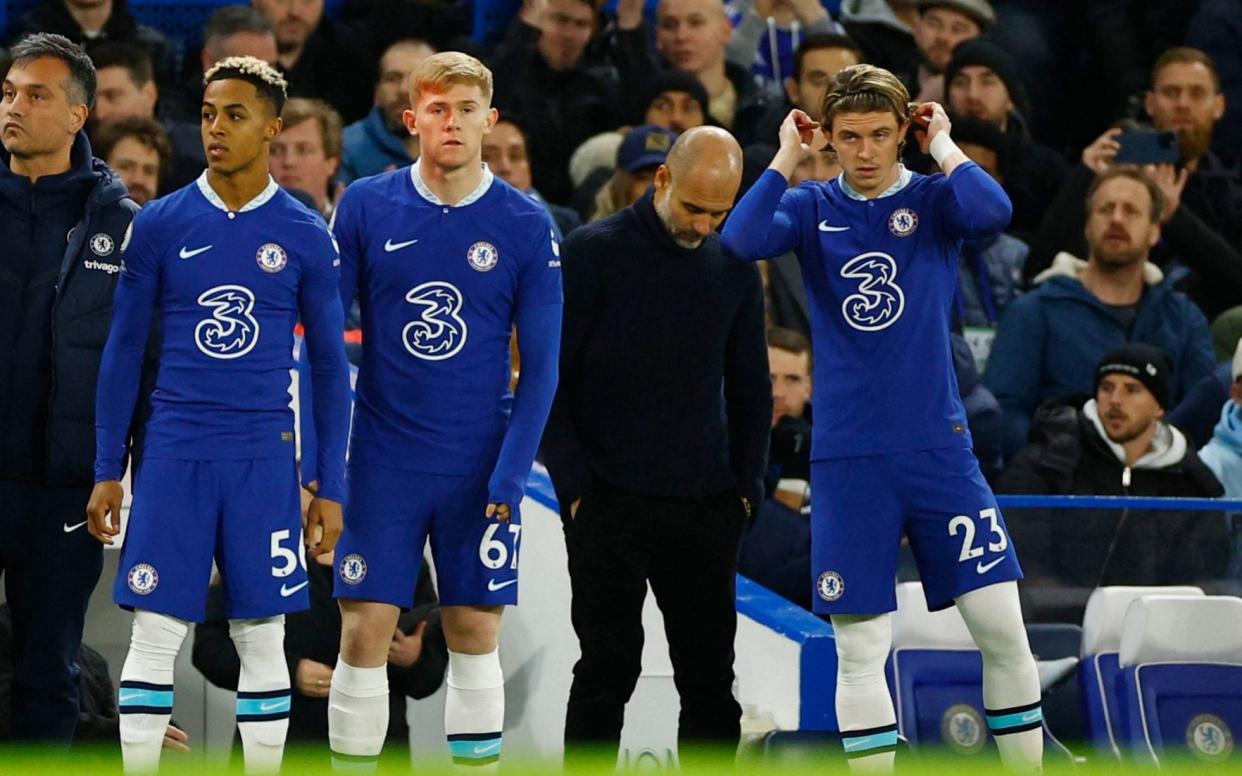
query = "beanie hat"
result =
(636, 69, 711, 125)
(1096, 343, 1173, 409)
(944, 38, 1030, 121)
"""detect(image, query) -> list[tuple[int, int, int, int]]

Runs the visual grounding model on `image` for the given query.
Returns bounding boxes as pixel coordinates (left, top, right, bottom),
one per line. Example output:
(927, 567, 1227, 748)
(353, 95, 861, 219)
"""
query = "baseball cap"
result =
(616, 125, 678, 174)
(915, 0, 996, 29)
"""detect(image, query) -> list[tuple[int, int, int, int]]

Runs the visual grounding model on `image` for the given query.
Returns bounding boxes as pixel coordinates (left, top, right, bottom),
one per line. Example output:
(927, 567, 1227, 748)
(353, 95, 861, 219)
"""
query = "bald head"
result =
(653, 127, 742, 249)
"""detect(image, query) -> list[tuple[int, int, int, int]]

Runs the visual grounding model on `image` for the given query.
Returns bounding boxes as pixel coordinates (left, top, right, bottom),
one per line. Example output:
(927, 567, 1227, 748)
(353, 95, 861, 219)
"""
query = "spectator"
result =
(482, 114, 582, 236)
(1199, 341, 1242, 498)
(86, 42, 204, 192)
(252, 0, 373, 124)
(163, 6, 279, 124)
(589, 124, 677, 222)
(725, 0, 842, 89)
(0, 32, 140, 742)
(490, 0, 626, 204)
(751, 32, 863, 148)
(997, 345, 1228, 620)
(1027, 48, 1242, 319)
(15, 0, 177, 98)
(543, 128, 770, 759)
(1186, 0, 1242, 157)
(638, 68, 711, 132)
(93, 115, 169, 207)
(193, 553, 447, 747)
(270, 97, 342, 217)
(985, 168, 1215, 458)
(942, 117, 1026, 368)
(656, 0, 775, 142)
(339, 38, 435, 185)
(944, 38, 1067, 242)
(838, 0, 917, 76)
(906, 0, 991, 103)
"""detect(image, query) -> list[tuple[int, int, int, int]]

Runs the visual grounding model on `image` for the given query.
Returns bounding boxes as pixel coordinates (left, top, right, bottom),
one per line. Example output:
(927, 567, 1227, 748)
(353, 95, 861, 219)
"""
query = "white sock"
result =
(328, 659, 389, 767)
(445, 649, 504, 769)
(833, 614, 897, 774)
(231, 617, 291, 774)
(957, 582, 1043, 772)
(119, 611, 188, 773)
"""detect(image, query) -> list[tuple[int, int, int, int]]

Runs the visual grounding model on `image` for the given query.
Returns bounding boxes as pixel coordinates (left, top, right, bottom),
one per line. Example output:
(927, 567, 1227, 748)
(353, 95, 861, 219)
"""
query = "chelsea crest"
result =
(256, 242, 288, 273)
(467, 241, 499, 272)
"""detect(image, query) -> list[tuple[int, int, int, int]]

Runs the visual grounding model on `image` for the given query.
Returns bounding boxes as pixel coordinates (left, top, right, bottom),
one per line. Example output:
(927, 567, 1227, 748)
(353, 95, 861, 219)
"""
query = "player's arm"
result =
(486, 221, 564, 522)
(298, 223, 351, 557)
(917, 102, 1013, 239)
(723, 265, 774, 512)
(87, 216, 159, 545)
(721, 110, 808, 261)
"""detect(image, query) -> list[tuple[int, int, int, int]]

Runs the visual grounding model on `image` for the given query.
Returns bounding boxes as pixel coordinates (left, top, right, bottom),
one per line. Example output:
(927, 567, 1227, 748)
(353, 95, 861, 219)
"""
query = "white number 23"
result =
(948, 508, 1008, 563)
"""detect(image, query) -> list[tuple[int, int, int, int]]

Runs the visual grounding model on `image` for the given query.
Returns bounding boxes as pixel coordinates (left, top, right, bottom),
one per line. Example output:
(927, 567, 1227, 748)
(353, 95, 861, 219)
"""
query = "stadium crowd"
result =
(0, 0, 1241, 763)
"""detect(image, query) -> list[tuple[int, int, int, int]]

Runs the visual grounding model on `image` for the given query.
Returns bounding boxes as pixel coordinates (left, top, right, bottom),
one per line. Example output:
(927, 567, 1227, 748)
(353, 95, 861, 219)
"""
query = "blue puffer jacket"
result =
(1200, 401, 1242, 499)
(984, 253, 1216, 458)
(0, 133, 140, 485)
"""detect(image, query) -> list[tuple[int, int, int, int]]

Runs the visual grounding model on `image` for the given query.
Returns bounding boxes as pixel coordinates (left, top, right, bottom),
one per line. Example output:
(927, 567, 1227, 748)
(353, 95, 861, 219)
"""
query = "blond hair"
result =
(820, 64, 914, 132)
(280, 98, 343, 160)
(409, 51, 493, 106)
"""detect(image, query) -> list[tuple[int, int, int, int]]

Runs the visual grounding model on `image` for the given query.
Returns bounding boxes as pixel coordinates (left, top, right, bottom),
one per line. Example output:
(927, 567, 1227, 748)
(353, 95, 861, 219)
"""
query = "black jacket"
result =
(0, 133, 141, 485)
(542, 191, 772, 508)
(192, 561, 447, 744)
(998, 395, 1229, 596)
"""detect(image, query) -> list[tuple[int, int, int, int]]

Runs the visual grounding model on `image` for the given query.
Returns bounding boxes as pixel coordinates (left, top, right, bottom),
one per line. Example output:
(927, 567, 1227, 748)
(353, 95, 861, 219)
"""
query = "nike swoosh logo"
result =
(818, 221, 850, 232)
(976, 557, 1005, 575)
(487, 578, 517, 592)
(1021, 712, 1041, 722)
(280, 581, 309, 597)
(843, 735, 881, 752)
(473, 742, 501, 755)
(118, 691, 143, 703)
(384, 238, 419, 252)
(179, 245, 212, 259)
(63, 520, 88, 533)
(259, 701, 288, 712)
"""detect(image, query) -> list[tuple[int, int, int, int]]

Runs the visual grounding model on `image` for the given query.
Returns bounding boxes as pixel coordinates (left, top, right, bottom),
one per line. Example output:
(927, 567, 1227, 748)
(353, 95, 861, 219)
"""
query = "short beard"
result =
(1175, 123, 1213, 165)
(654, 193, 704, 249)
(1105, 417, 1156, 445)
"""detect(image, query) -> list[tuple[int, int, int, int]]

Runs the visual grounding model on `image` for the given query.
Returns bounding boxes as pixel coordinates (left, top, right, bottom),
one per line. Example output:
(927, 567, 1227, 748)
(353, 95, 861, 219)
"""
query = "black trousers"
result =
(0, 480, 103, 742)
(563, 478, 746, 753)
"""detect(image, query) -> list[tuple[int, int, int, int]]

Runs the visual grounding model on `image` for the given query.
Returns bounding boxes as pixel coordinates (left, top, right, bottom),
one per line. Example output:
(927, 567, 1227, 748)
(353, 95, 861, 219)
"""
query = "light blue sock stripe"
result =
(118, 688, 174, 708)
(236, 695, 291, 716)
(841, 730, 899, 752)
(449, 737, 502, 760)
(987, 707, 1043, 731)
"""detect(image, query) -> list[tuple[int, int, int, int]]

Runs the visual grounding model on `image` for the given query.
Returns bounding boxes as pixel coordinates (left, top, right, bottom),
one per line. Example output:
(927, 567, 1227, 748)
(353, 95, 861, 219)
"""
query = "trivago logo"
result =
(84, 258, 122, 275)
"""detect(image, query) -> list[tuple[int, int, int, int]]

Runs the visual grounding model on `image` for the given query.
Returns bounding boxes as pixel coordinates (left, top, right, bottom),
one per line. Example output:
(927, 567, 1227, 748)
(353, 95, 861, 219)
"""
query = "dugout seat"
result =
(888, 583, 1074, 759)
(1113, 595, 1242, 764)
(1078, 586, 1204, 757)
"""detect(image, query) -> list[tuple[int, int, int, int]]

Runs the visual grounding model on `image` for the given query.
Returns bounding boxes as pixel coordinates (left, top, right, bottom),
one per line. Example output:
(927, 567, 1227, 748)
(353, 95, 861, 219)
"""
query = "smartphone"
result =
(1114, 129, 1180, 165)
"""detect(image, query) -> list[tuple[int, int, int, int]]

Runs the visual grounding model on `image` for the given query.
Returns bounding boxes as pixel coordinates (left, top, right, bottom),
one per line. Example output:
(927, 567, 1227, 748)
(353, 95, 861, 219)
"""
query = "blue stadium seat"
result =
(1077, 586, 1204, 758)
(1113, 595, 1242, 764)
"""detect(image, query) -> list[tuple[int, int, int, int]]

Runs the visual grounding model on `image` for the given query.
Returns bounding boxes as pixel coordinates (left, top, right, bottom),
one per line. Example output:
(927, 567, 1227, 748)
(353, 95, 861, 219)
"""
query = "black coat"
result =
(998, 395, 1229, 597)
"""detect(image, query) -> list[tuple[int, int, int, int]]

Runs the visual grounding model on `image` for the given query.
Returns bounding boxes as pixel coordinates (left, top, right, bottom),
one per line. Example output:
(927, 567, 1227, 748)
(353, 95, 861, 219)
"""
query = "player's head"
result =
(404, 52, 496, 174)
(1145, 47, 1224, 167)
(1095, 344, 1171, 446)
(2, 33, 94, 162)
(768, 327, 812, 428)
(202, 56, 287, 176)
(787, 33, 862, 123)
(652, 126, 741, 249)
(94, 115, 170, 206)
(912, 0, 990, 75)
(820, 64, 913, 196)
(536, 0, 598, 72)
(1084, 167, 1163, 270)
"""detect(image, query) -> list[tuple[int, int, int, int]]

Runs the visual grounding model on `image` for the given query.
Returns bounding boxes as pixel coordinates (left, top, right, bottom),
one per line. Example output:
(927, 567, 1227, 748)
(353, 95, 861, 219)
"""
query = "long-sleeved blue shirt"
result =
(94, 174, 351, 501)
(723, 162, 1012, 459)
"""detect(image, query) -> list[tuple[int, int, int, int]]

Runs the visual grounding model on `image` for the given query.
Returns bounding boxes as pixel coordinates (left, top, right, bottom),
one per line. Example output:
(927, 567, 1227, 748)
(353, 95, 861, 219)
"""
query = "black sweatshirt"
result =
(542, 191, 772, 508)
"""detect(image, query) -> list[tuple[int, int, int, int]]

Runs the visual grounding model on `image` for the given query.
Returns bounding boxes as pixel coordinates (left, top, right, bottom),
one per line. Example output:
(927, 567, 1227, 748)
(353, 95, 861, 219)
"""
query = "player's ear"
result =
(484, 106, 498, 133)
(267, 116, 283, 140)
(403, 107, 418, 137)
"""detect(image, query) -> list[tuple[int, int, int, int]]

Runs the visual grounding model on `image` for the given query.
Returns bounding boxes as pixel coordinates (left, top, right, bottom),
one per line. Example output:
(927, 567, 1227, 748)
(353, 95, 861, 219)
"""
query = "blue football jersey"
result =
(96, 175, 344, 474)
(332, 163, 562, 474)
(727, 165, 1012, 461)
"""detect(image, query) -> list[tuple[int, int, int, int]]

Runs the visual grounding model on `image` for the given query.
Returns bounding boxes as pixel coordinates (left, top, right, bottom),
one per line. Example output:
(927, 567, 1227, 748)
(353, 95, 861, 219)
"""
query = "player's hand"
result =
(162, 724, 190, 753)
(388, 621, 427, 669)
(912, 102, 950, 155)
(1143, 163, 1189, 224)
(304, 497, 343, 558)
(86, 480, 124, 545)
(1082, 126, 1122, 174)
(296, 658, 333, 698)
(779, 109, 820, 153)
(485, 502, 513, 522)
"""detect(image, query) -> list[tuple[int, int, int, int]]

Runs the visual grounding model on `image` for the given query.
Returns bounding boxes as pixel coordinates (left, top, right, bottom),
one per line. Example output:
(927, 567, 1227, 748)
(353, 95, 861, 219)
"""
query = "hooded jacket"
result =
(1200, 401, 1242, 498)
(998, 395, 1229, 592)
(0, 132, 141, 485)
(984, 252, 1215, 457)
(838, 0, 918, 76)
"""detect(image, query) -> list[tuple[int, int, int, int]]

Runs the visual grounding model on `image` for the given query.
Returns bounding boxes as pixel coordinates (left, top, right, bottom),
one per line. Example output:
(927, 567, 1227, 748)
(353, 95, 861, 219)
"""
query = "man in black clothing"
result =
(0, 33, 139, 742)
(543, 126, 771, 758)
